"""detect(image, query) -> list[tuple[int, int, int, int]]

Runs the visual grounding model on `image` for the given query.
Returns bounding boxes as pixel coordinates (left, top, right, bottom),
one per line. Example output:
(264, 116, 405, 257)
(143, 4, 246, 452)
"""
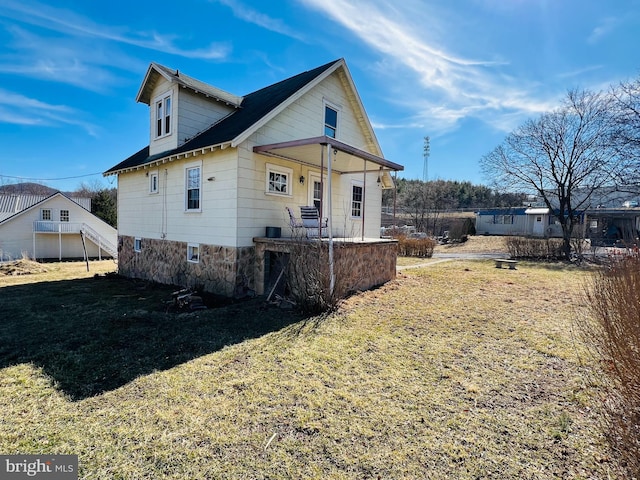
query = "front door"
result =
(308, 173, 326, 212)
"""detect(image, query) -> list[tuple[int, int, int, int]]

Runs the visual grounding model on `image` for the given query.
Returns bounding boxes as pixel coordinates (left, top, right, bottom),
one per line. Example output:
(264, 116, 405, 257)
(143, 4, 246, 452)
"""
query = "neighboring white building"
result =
(0, 192, 117, 261)
(104, 59, 403, 296)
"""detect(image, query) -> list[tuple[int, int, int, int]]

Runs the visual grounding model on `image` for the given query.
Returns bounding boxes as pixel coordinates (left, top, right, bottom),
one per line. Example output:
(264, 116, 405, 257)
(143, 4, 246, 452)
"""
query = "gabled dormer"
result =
(136, 63, 243, 156)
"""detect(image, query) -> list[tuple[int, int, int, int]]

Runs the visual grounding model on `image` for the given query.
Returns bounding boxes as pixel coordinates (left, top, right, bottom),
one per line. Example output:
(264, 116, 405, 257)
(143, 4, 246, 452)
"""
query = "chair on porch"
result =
(300, 206, 328, 237)
(286, 206, 304, 229)
(286, 206, 328, 237)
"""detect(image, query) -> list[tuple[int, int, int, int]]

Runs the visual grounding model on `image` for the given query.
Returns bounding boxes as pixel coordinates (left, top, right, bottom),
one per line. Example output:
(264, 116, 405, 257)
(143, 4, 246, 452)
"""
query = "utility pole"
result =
(423, 135, 430, 182)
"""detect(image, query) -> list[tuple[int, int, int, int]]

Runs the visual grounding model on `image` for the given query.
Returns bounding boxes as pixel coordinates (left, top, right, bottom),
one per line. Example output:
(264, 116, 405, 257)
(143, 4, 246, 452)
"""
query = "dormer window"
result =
(155, 93, 172, 138)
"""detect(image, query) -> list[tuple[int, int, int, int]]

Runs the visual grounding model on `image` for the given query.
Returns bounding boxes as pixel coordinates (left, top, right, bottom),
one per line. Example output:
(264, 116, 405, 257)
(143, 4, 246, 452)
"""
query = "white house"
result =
(104, 59, 403, 296)
(0, 193, 117, 261)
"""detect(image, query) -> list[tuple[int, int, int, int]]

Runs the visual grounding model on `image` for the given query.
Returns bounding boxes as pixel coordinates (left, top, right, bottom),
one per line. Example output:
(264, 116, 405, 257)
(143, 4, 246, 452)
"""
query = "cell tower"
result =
(423, 135, 430, 182)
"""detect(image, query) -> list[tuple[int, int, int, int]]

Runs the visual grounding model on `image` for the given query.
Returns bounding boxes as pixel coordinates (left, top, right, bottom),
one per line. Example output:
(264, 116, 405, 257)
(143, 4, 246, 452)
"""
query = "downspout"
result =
(326, 143, 334, 296)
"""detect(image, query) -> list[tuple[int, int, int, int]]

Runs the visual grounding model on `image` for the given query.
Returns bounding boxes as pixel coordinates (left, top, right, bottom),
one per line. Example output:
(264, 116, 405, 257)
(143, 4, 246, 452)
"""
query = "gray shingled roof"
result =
(105, 59, 342, 175)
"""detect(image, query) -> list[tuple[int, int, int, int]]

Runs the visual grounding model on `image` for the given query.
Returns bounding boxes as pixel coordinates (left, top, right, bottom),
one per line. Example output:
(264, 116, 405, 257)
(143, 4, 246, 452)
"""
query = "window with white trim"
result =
(185, 165, 201, 211)
(60, 210, 69, 222)
(324, 102, 339, 138)
(351, 183, 363, 218)
(266, 164, 293, 196)
(134, 238, 142, 252)
(41, 209, 51, 221)
(154, 93, 172, 138)
(187, 243, 200, 263)
(149, 171, 159, 194)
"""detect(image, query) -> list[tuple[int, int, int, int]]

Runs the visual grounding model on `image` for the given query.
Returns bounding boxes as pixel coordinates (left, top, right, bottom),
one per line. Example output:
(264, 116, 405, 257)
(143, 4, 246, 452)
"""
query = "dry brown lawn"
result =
(0, 255, 622, 478)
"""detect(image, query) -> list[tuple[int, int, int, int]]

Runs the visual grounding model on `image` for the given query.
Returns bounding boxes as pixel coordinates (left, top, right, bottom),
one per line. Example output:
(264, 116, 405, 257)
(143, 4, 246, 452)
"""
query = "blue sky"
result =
(1, 0, 639, 192)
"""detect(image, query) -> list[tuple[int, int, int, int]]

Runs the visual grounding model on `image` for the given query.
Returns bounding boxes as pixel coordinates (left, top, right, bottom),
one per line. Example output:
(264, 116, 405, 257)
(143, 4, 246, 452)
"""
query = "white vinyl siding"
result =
(176, 91, 236, 148)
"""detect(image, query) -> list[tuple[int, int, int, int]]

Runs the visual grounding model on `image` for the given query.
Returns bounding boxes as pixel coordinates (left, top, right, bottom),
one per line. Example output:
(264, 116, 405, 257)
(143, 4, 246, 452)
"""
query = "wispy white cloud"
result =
(0, 0, 230, 60)
(588, 17, 619, 44)
(0, 88, 98, 135)
(298, 0, 559, 135)
(213, 0, 305, 41)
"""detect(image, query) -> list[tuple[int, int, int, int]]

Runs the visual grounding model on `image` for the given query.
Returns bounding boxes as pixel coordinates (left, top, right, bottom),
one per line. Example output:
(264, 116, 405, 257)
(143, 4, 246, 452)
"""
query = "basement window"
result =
(187, 243, 200, 263)
(134, 238, 142, 253)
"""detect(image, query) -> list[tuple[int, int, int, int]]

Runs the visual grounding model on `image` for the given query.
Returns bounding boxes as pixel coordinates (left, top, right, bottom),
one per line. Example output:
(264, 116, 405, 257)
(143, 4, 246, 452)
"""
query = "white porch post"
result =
(58, 224, 62, 261)
(362, 159, 367, 241)
(32, 231, 36, 260)
(327, 143, 335, 296)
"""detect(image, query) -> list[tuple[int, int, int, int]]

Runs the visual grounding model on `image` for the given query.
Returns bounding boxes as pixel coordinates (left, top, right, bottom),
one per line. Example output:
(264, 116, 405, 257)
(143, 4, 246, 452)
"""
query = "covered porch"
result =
(252, 135, 403, 299)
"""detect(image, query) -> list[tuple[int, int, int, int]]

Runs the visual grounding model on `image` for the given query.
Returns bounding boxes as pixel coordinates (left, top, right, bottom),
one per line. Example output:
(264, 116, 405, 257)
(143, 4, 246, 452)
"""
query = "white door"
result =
(532, 215, 546, 236)
(308, 173, 326, 212)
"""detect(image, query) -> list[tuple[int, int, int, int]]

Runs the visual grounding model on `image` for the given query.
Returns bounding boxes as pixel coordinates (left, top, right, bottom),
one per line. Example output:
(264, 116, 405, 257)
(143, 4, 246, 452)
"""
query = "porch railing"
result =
(33, 221, 82, 233)
(33, 221, 118, 259)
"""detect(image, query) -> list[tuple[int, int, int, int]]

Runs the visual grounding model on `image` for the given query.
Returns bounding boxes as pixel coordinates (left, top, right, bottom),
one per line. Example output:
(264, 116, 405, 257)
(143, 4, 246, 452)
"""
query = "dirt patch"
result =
(0, 259, 49, 276)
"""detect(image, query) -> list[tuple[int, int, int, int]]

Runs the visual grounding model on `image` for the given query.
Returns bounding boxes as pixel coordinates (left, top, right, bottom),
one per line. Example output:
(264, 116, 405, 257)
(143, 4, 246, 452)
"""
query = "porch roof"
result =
(253, 135, 404, 176)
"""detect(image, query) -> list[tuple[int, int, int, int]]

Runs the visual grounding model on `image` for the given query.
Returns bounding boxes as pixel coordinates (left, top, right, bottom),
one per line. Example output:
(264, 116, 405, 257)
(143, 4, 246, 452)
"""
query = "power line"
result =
(0, 172, 105, 182)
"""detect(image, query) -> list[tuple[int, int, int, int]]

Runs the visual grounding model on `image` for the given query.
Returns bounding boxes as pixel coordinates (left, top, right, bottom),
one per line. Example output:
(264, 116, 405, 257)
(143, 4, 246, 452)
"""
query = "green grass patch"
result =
(0, 260, 621, 478)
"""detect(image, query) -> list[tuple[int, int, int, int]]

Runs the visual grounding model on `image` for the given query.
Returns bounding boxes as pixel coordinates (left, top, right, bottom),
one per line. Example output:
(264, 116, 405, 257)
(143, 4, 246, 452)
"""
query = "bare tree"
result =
(611, 77, 640, 188)
(481, 89, 629, 259)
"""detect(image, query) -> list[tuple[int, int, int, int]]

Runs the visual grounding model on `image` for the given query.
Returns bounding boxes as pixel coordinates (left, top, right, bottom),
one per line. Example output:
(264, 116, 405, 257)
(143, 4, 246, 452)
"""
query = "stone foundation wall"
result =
(118, 236, 255, 297)
(333, 241, 397, 294)
(254, 238, 397, 297)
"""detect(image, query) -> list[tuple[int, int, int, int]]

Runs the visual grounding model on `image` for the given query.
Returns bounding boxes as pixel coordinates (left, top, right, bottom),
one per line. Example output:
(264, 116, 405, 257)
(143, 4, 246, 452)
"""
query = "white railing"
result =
(79, 223, 118, 259)
(33, 221, 118, 260)
(33, 221, 83, 233)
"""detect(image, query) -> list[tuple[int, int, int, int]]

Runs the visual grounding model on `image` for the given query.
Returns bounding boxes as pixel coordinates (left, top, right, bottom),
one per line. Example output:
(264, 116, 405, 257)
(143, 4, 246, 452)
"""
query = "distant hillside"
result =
(0, 183, 60, 196)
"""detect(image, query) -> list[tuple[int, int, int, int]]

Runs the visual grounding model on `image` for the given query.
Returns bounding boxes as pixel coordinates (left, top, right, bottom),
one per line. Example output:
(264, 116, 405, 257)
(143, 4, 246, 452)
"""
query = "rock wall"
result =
(118, 236, 255, 297)
(254, 238, 397, 297)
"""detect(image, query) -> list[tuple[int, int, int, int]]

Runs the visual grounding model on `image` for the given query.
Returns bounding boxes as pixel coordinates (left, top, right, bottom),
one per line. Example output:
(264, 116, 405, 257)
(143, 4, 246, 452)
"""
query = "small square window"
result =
(41, 209, 51, 221)
(60, 210, 69, 222)
(149, 172, 159, 194)
(134, 238, 142, 252)
(187, 243, 200, 263)
(266, 164, 293, 197)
